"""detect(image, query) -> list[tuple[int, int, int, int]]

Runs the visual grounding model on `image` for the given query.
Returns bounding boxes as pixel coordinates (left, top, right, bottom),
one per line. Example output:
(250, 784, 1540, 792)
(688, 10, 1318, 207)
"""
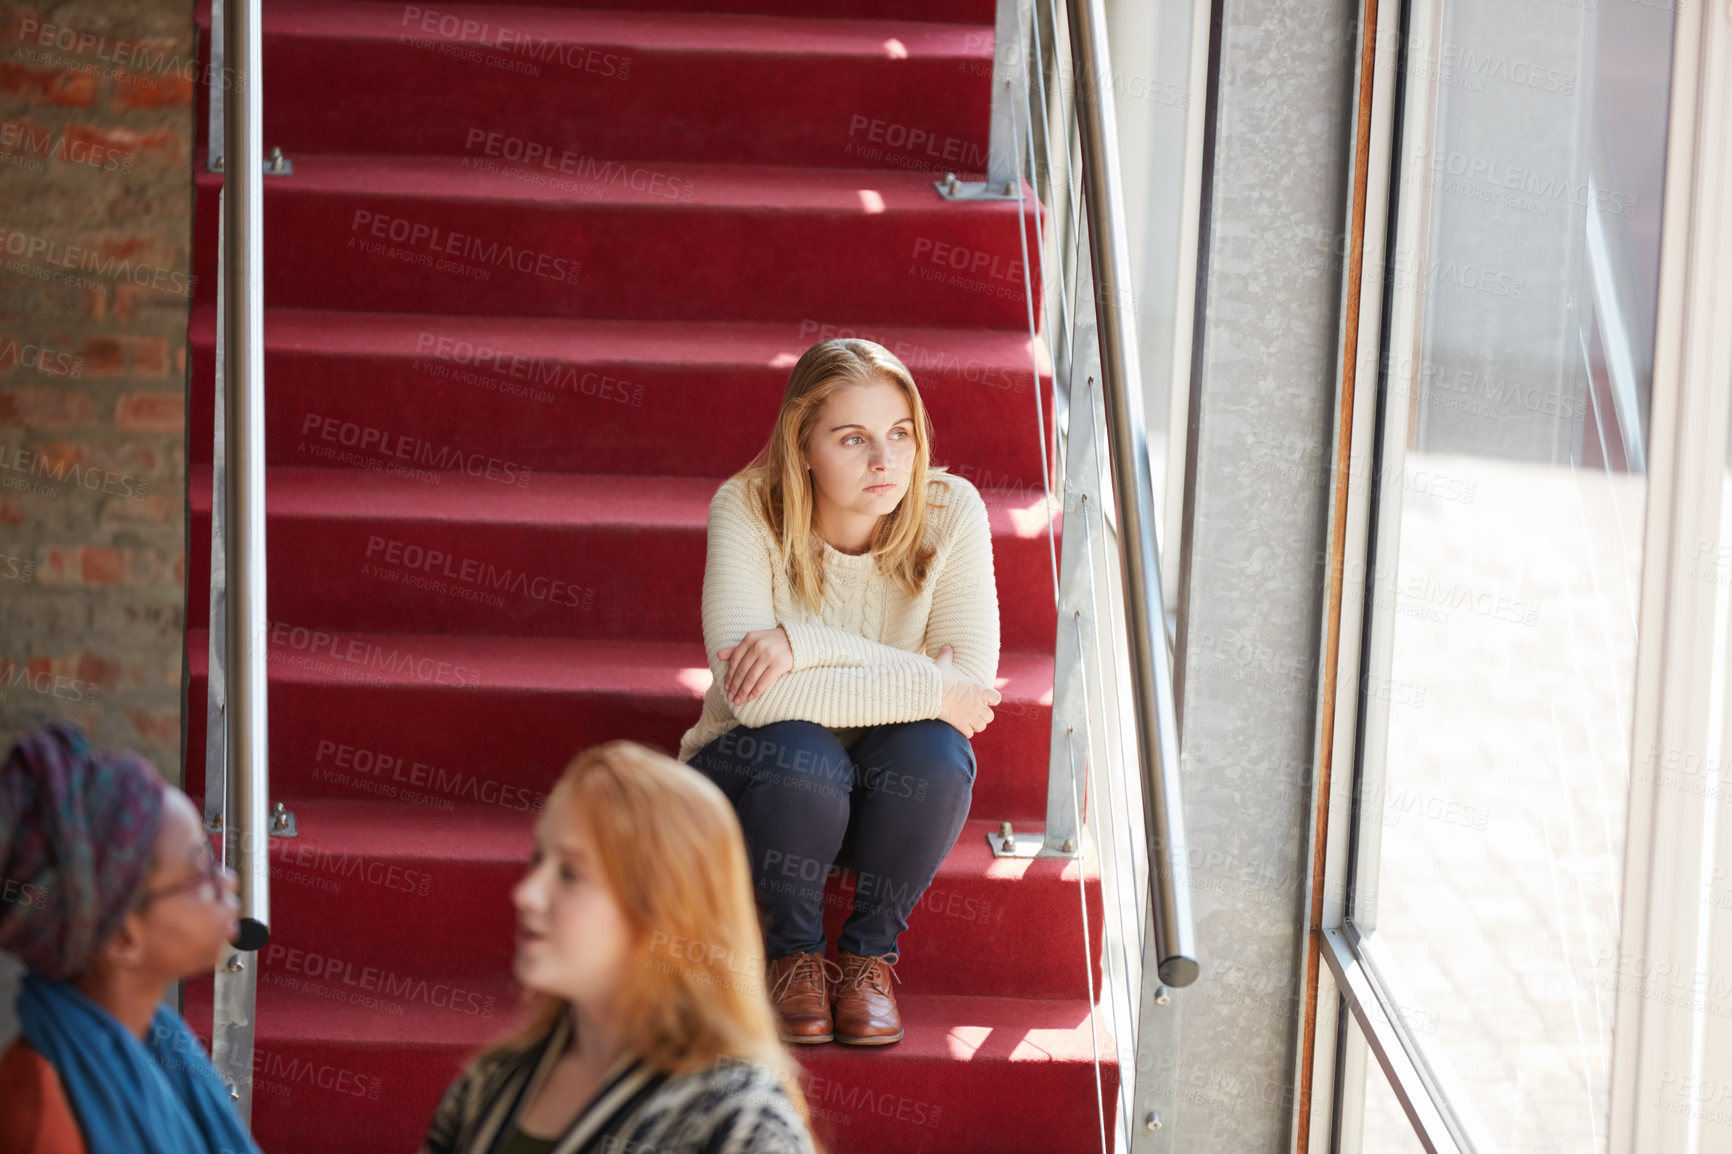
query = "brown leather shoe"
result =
(766, 951, 841, 1044)
(833, 951, 903, 1045)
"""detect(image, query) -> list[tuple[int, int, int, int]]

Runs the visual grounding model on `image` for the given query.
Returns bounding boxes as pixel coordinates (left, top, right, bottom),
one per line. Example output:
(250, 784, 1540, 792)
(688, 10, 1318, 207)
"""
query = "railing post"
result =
(208, 0, 270, 1121)
(988, 0, 1032, 192)
(1129, 935, 1180, 1153)
(205, 0, 224, 172)
(1042, 315, 1101, 858)
(939, 0, 1029, 202)
(204, 197, 228, 836)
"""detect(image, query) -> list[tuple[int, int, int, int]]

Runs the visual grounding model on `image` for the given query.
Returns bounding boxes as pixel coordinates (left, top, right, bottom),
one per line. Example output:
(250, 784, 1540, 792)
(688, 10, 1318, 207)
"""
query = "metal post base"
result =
(986, 821, 1081, 858)
(209, 147, 293, 175)
(934, 172, 1021, 200)
(205, 803, 297, 838)
(267, 802, 298, 837)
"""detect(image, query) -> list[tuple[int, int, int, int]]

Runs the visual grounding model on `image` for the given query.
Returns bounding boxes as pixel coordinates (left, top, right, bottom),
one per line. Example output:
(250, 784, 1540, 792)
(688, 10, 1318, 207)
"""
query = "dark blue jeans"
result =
(689, 718, 976, 960)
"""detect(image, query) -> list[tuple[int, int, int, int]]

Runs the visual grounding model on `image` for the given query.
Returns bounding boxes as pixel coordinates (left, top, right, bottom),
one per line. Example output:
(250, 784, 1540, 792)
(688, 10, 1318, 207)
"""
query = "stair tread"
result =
(186, 464, 1060, 535)
(271, 797, 531, 860)
(194, 152, 1024, 212)
(266, 800, 1094, 879)
(302, 0, 996, 23)
(185, 628, 1056, 696)
(188, 975, 1112, 1062)
(233, 1, 994, 53)
(187, 307, 1047, 369)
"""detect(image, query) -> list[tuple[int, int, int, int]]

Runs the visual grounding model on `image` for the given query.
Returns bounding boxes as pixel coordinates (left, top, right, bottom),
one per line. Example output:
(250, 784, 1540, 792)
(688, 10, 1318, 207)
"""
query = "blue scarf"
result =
(16, 973, 262, 1154)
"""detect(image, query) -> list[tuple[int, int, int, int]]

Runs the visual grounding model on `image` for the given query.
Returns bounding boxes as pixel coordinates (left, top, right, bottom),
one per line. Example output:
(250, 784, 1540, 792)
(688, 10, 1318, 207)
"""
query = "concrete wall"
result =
(1163, 0, 1357, 1148)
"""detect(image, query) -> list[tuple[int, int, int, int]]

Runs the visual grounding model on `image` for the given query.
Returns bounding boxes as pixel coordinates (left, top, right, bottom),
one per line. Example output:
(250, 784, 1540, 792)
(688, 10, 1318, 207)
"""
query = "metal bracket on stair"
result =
(205, 802, 297, 837)
(933, 171, 1019, 200)
(986, 821, 1080, 859)
(210, 147, 293, 175)
(268, 802, 298, 838)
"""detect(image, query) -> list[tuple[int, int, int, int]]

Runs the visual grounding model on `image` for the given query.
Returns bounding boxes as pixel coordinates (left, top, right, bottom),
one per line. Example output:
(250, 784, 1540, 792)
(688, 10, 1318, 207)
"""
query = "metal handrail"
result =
(1062, 0, 1197, 992)
(202, 0, 270, 1120)
(979, 0, 1201, 1146)
(221, 0, 270, 957)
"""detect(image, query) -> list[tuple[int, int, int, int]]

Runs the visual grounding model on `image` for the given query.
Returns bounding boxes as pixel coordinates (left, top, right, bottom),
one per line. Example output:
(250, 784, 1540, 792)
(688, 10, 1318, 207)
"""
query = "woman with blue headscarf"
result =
(0, 719, 261, 1154)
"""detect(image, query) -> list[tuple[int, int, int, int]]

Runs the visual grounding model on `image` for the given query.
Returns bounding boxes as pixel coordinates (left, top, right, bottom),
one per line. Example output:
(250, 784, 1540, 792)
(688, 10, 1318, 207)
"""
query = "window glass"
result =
(1357, 1017, 1432, 1154)
(1352, 1, 1675, 1151)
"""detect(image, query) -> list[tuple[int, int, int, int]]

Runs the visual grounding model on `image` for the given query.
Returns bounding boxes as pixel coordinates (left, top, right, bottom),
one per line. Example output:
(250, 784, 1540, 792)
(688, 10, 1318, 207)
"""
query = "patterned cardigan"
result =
(419, 1014, 817, 1154)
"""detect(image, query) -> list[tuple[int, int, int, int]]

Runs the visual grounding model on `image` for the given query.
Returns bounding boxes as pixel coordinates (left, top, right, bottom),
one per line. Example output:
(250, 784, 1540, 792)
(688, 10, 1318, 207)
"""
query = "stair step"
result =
(185, 978, 1117, 1154)
(185, 467, 1059, 649)
(183, 632, 1057, 822)
(388, 0, 997, 23)
(250, 801, 1100, 999)
(186, 309, 1053, 486)
(190, 158, 1040, 327)
(195, 3, 991, 168)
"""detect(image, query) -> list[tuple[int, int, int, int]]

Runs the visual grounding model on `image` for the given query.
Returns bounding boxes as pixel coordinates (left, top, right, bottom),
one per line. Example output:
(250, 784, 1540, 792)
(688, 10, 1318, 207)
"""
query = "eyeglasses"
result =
(134, 847, 230, 910)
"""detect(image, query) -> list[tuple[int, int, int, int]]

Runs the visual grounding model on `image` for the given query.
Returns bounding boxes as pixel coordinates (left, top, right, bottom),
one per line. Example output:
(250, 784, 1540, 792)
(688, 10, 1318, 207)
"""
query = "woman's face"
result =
(511, 789, 634, 1006)
(802, 378, 917, 520)
(126, 789, 241, 978)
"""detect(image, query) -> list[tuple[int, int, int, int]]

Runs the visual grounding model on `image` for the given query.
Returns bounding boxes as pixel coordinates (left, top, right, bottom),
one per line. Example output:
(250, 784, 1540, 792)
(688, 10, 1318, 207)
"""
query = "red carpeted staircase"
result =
(181, 2, 1116, 1151)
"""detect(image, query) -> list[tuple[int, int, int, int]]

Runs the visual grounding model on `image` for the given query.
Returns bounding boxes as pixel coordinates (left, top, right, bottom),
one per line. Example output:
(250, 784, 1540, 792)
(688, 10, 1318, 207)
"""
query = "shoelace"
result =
(769, 953, 842, 1002)
(837, 953, 901, 997)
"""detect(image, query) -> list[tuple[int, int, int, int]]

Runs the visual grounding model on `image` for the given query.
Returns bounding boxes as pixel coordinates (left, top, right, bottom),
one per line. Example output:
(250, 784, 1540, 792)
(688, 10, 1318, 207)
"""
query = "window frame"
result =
(1302, 0, 1732, 1152)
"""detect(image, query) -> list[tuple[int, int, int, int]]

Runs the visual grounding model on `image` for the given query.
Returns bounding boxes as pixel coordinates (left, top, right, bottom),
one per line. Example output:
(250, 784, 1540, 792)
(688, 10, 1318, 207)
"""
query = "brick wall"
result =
(0, 0, 197, 779)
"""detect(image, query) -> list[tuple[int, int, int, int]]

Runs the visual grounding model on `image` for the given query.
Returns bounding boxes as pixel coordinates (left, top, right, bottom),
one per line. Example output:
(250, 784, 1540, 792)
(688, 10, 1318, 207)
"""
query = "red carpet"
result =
(183, 1, 1115, 1150)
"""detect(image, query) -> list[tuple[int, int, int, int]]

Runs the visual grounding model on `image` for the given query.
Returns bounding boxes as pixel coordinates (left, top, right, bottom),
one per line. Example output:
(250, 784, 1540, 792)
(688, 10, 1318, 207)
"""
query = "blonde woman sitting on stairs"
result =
(678, 337, 1002, 1047)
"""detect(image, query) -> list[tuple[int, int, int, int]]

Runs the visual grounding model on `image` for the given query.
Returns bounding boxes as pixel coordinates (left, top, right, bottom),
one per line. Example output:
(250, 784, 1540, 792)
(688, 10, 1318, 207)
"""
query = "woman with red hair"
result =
(420, 740, 819, 1154)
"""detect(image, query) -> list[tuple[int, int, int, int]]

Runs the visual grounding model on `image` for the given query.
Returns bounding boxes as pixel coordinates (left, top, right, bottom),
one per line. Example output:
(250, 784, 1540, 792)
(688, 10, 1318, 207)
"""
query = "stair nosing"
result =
(193, 153, 1026, 213)
(231, 1, 997, 56)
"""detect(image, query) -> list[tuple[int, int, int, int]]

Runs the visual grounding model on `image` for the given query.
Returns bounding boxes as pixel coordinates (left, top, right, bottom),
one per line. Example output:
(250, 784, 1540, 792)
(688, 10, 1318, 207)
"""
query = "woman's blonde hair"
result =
(482, 741, 820, 1145)
(735, 338, 948, 614)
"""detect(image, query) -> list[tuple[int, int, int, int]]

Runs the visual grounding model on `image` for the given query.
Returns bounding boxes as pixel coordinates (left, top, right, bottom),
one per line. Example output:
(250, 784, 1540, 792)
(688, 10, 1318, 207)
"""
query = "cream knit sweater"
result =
(676, 469, 1001, 765)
